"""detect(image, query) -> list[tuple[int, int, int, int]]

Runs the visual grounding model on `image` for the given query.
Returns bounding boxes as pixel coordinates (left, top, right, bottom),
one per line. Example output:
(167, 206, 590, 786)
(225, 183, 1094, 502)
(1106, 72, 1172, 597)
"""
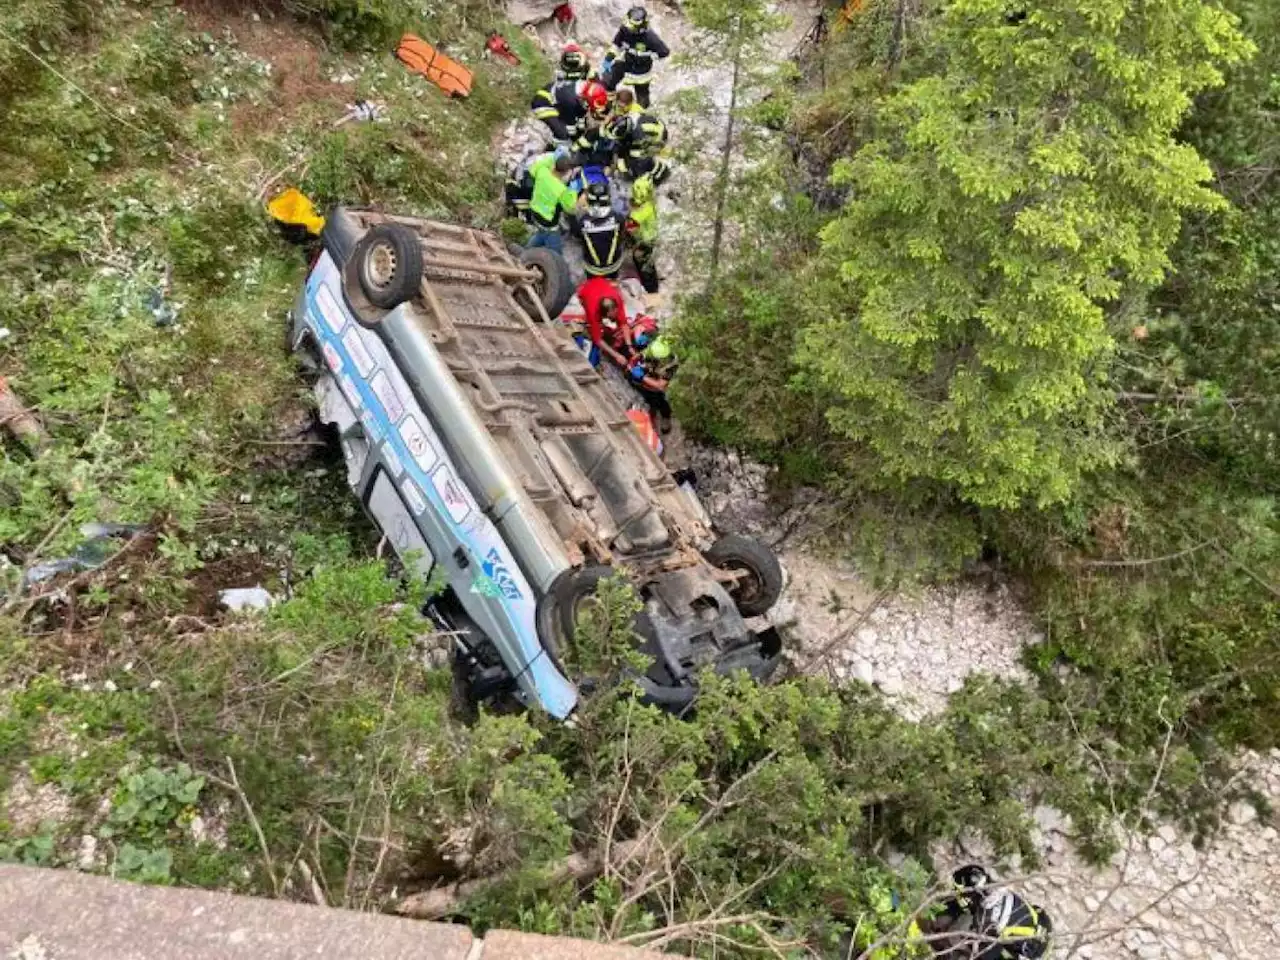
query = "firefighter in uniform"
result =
(605, 97, 671, 185)
(577, 180, 626, 280)
(531, 79, 609, 145)
(556, 43, 593, 82)
(603, 6, 669, 108)
(924, 865, 1054, 960)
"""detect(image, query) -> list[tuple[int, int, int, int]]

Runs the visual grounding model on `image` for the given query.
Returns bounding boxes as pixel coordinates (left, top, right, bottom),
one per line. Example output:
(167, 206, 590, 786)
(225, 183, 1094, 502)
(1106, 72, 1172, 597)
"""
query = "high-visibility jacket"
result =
(974, 892, 1052, 960)
(607, 26, 669, 86)
(628, 174, 658, 244)
(607, 111, 670, 183)
(527, 153, 579, 229)
(531, 80, 589, 142)
(581, 210, 625, 277)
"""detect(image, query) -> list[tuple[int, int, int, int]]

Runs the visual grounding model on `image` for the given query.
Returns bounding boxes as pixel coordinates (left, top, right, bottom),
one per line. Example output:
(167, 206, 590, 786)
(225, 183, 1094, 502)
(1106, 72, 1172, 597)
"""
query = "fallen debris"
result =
(21, 523, 146, 588)
(485, 32, 521, 66)
(334, 99, 387, 126)
(267, 187, 326, 243)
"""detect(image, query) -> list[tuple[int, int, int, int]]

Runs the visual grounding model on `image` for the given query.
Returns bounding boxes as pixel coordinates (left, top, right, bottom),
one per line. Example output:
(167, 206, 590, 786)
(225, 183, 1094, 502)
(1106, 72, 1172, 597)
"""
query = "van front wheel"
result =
(354, 223, 422, 309)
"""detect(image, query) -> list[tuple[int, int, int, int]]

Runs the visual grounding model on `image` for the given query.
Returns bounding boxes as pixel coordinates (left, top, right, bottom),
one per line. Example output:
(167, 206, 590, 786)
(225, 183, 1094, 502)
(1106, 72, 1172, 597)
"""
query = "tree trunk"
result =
(708, 34, 742, 285)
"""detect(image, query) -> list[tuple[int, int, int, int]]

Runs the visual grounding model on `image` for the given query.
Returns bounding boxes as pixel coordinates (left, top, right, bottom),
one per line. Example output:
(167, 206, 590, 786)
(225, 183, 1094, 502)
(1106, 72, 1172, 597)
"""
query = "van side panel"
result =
(302, 254, 578, 719)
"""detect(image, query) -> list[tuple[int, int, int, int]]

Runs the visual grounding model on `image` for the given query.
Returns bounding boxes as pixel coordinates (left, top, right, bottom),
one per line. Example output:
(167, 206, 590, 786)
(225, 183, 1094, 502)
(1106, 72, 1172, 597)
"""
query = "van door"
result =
(364, 466, 435, 580)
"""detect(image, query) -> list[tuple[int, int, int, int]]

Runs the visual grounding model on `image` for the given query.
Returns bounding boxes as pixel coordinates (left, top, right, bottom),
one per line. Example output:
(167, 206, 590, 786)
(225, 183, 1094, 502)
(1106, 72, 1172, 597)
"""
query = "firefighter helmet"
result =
(559, 44, 589, 80)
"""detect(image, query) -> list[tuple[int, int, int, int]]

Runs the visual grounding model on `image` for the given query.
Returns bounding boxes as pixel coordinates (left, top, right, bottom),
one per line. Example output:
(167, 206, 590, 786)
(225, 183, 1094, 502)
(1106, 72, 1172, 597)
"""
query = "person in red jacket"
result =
(575, 275, 631, 367)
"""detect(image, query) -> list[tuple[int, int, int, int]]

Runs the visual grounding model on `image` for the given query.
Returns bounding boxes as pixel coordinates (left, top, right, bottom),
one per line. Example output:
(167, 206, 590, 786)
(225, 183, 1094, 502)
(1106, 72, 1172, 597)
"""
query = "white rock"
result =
(878, 674, 905, 696)
(1227, 800, 1257, 826)
(1158, 823, 1178, 844)
(855, 626, 877, 645)
(1148, 834, 1167, 855)
(102, 679, 118, 693)
(1033, 805, 1067, 834)
(852, 659, 875, 686)
(1084, 894, 1100, 912)
(219, 587, 274, 613)
(76, 835, 98, 871)
(506, 0, 561, 25)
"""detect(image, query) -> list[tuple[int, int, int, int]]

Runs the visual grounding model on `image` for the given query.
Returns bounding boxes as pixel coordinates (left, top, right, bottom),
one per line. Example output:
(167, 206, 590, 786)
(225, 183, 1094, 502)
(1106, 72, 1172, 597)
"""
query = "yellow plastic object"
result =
(267, 188, 325, 236)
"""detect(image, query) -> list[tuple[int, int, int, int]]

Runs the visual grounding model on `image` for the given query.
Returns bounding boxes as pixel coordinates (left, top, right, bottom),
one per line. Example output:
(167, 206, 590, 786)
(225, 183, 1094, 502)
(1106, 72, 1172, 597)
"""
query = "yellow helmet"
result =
(645, 335, 673, 361)
(632, 174, 655, 206)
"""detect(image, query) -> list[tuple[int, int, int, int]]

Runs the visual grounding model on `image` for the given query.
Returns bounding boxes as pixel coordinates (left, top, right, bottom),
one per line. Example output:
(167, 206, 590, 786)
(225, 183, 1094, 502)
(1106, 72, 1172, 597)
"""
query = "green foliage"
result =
(0, 829, 56, 866)
(1134, 0, 1280, 480)
(804, 0, 1252, 509)
(564, 574, 649, 679)
(101, 763, 204, 842)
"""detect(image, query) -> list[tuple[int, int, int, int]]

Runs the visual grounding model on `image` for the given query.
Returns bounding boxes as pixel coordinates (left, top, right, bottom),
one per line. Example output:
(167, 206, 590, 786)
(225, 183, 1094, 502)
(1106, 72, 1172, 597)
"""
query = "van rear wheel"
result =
(517, 247, 573, 320)
(705, 535, 784, 617)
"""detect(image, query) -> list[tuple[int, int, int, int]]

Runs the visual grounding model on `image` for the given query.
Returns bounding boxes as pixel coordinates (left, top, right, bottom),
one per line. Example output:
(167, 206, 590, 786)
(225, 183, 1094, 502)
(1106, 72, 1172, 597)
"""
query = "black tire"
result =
(705, 535, 784, 617)
(546, 565, 618, 645)
(353, 223, 422, 309)
(449, 647, 480, 725)
(518, 246, 573, 320)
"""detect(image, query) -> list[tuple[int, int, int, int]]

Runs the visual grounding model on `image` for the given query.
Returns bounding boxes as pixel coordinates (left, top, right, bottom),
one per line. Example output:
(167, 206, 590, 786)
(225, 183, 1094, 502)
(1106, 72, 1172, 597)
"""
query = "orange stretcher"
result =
(396, 34, 473, 98)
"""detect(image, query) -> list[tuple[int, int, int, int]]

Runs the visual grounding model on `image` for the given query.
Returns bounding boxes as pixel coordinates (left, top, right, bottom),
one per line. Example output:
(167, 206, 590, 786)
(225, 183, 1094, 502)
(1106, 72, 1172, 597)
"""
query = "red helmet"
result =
(581, 80, 609, 115)
(632, 314, 659, 341)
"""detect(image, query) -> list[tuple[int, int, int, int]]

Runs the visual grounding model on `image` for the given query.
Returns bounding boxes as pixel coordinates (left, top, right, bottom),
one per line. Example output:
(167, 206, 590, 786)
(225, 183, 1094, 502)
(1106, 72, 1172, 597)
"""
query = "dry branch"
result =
(394, 838, 649, 919)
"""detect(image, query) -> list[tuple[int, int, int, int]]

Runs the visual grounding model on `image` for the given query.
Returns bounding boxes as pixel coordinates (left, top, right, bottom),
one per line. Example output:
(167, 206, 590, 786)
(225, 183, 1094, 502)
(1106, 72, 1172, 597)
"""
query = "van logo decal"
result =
(430, 465, 472, 525)
(481, 549, 523, 601)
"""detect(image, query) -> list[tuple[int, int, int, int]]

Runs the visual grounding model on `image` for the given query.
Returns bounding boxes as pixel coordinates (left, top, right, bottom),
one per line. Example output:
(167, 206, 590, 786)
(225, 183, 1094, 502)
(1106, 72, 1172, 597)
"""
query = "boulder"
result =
(507, 0, 562, 25)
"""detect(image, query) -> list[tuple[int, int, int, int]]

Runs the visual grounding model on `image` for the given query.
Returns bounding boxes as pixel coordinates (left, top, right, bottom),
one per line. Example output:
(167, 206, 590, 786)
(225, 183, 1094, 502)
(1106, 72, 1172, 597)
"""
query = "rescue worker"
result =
(605, 97, 671, 185)
(623, 332, 675, 433)
(503, 151, 537, 223)
(574, 274, 628, 367)
(571, 115, 617, 170)
(556, 43, 592, 82)
(526, 151, 581, 252)
(531, 78, 609, 145)
(602, 6, 669, 108)
(578, 180, 626, 280)
(925, 865, 1053, 960)
(625, 172, 660, 294)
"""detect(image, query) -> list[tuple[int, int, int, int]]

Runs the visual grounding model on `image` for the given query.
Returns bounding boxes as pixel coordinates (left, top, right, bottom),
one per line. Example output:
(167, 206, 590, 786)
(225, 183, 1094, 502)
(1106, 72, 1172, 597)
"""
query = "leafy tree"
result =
(1135, 0, 1280, 481)
(800, 0, 1252, 509)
